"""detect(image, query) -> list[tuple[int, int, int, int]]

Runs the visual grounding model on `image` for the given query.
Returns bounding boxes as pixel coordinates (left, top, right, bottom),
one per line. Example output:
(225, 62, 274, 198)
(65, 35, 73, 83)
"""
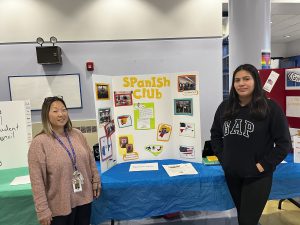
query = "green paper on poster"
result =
(134, 103, 155, 130)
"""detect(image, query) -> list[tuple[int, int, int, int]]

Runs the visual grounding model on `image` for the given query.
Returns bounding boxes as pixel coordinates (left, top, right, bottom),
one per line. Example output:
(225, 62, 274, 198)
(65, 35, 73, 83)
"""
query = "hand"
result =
(93, 182, 101, 199)
(39, 216, 52, 225)
(256, 163, 265, 173)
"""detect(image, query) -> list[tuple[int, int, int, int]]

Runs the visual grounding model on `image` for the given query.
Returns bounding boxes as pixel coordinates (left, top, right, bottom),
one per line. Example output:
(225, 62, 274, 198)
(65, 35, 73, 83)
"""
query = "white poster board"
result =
(92, 72, 201, 173)
(0, 100, 32, 170)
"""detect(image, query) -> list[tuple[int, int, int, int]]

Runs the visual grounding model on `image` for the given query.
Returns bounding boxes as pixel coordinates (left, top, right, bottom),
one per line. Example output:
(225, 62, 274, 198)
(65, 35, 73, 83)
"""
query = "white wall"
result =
(0, 0, 222, 43)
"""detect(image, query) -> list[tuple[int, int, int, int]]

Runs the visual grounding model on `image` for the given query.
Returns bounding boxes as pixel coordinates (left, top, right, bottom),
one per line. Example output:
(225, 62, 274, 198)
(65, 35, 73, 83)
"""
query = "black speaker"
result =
(36, 46, 62, 64)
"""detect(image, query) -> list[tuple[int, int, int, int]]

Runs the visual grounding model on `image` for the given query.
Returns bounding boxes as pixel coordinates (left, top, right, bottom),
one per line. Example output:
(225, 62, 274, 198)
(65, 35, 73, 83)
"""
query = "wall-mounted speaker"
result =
(36, 46, 62, 64)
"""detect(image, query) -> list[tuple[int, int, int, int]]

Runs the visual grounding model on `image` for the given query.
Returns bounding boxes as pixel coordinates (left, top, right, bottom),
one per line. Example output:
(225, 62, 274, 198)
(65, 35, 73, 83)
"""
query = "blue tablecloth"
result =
(91, 154, 300, 225)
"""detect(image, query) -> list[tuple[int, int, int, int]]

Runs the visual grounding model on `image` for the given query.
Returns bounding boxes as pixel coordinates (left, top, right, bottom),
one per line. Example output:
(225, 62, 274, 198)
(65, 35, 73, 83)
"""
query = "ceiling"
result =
(223, 2, 300, 43)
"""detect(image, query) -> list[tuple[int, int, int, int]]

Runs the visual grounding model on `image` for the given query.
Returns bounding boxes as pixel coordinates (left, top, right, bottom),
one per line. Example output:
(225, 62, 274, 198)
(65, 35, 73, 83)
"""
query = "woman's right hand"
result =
(39, 216, 52, 225)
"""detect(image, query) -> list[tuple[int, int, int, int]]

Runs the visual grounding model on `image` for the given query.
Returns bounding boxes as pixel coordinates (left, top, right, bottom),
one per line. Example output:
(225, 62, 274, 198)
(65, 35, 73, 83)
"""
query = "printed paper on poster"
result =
(263, 71, 279, 93)
(294, 136, 300, 163)
(286, 96, 300, 118)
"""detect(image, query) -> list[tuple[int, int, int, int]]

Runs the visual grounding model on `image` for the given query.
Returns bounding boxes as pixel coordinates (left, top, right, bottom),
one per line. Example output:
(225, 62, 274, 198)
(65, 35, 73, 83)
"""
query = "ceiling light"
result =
(284, 35, 291, 38)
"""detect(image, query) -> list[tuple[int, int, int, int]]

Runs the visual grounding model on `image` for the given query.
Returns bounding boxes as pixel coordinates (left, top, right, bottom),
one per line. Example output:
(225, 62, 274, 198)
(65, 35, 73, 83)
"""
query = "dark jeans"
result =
(51, 203, 91, 225)
(225, 173, 273, 225)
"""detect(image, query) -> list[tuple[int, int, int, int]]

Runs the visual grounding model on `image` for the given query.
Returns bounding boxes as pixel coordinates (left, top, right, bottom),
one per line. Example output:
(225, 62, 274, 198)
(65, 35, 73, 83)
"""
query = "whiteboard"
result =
(8, 74, 82, 110)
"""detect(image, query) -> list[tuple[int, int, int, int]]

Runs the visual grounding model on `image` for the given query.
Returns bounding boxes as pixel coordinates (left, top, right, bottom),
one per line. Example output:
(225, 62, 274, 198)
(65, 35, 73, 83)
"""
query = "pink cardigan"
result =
(28, 128, 100, 221)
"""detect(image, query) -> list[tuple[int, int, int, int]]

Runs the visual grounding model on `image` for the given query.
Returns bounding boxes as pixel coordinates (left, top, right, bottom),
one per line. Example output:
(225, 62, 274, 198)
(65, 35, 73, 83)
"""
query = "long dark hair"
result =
(223, 64, 269, 120)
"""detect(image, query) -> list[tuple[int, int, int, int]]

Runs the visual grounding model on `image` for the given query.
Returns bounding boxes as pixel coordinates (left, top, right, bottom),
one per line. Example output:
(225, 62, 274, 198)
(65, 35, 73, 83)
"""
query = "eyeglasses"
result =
(44, 95, 63, 102)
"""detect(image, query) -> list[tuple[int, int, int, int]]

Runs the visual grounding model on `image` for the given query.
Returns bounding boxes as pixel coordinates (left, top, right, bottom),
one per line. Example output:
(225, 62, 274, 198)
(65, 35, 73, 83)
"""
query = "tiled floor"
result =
(99, 199, 300, 225)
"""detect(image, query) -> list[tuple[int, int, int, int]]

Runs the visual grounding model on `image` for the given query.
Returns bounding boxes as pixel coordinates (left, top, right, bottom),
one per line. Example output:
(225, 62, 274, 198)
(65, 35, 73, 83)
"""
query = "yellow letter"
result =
(130, 77, 138, 87)
(133, 89, 141, 99)
(123, 77, 130, 87)
(156, 89, 162, 99)
(156, 77, 163, 88)
(163, 77, 170, 87)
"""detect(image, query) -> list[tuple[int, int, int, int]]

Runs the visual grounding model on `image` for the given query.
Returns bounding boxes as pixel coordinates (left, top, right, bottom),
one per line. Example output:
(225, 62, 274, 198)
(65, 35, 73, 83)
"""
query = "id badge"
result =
(73, 179, 82, 193)
(72, 170, 84, 193)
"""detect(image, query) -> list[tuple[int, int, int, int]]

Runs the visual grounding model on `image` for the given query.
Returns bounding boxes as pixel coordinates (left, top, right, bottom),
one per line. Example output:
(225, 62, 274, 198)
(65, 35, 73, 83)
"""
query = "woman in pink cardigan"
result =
(28, 96, 101, 225)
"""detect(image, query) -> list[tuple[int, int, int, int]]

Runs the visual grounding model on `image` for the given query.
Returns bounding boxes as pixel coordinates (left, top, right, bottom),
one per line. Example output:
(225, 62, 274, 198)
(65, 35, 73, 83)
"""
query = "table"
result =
(0, 167, 38, 225)
(1, 154, 300, 225)
(91, 154, 300, 225)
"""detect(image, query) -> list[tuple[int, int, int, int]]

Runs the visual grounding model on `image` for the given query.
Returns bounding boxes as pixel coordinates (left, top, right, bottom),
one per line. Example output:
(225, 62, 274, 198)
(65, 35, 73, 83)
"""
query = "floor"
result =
(99, 199, 300, 225)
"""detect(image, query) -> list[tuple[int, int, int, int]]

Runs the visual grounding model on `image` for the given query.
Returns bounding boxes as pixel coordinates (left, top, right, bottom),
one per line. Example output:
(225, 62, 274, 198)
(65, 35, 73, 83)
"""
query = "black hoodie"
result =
(210, 99, 291, 177)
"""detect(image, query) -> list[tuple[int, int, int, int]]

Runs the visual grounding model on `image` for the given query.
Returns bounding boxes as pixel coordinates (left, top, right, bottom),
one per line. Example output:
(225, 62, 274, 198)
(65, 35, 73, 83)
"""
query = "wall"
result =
(0, 0, 221, 43)
(0, 0, 223, 147)
(0, 38, 223, 146)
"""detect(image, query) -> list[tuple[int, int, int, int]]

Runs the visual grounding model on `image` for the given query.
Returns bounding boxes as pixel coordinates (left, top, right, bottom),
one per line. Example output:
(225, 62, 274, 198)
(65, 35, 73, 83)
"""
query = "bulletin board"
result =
(259, 68, 300, 128)
(8, 73, 82, 110)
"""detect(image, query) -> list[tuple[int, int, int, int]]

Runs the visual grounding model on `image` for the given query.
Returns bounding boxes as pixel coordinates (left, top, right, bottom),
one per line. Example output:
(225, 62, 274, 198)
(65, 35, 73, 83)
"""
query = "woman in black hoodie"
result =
(210, 64, 291, 225)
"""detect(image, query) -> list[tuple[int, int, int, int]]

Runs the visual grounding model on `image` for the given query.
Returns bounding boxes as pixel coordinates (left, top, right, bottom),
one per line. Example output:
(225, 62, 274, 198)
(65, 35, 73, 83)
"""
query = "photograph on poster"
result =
(178, 75, 196, 92)
(117, 115, 132, 128)
(114, 91, 133, 107)
(174, 99, 193, 115)
(145, 145, 163, 156)
(285, 69, 300, 90)
(96, 83, 110, 100)
(157, 124, 172, 141)
(179, 145, 195, 159)
(104, 120, 115, 137)
(98, 108, 111, 126)
(126, 144, 134, 153)
(99, 136, 113, 161)
(179, 122, 195, 137)
(119, 136, 129, 148)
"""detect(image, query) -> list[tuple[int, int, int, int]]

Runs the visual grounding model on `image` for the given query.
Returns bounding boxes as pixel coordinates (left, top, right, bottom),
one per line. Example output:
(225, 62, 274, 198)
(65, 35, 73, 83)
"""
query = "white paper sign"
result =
(162, 163, 198, 177)
(0, 101, 32, 170)
(10, 175, 31, 185)
(129, 162, 158, 172)
(286, 96, 300, 118)
(294, 136, 300, 163)
(263, 71, 279, 93)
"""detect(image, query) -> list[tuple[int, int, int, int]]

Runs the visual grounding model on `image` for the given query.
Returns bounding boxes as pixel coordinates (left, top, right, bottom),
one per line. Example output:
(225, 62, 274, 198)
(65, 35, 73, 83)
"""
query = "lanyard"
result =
(52, 130, 77, 171)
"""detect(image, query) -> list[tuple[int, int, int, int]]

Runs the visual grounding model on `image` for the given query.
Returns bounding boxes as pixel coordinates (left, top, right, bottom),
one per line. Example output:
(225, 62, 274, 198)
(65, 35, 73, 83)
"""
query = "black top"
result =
(210, 99, 291, 177)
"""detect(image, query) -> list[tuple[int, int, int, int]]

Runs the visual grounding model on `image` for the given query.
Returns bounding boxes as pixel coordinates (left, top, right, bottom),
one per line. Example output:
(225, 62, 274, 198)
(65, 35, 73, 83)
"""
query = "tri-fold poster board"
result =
(92, 72, 202, 173)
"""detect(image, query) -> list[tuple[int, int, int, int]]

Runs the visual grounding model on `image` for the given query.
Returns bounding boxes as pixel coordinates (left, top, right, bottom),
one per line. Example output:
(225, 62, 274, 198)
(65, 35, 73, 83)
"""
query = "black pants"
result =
(51, 203, 91, 225)
(225, 173, 273, 225)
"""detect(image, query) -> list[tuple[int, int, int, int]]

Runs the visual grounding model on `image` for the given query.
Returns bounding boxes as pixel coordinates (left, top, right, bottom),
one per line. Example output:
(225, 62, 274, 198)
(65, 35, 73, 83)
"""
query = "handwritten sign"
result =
(0, 101, 32, 170)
